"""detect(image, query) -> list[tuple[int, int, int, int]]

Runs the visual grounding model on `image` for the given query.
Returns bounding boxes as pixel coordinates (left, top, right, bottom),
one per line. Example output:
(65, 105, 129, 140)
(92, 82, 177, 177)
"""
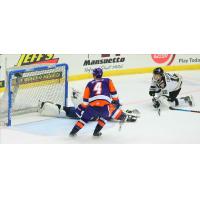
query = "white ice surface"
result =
(1, 70, 200, 144)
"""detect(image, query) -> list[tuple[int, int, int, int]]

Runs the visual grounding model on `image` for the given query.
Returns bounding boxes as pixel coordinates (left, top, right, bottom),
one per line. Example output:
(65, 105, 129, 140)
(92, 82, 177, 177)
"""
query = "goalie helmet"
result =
(153, 67, 164, 75)
(93, 67, 103, 78)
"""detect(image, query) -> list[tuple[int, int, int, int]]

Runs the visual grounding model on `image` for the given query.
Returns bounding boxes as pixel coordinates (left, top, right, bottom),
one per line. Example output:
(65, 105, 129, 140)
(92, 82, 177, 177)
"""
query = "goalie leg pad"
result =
(39, 102, 66, 117)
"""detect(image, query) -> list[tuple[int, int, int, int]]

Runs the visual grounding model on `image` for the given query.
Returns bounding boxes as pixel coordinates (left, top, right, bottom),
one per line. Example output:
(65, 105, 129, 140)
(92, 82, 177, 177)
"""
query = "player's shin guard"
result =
(93, 119, 106, 136)
(38, 101, 66, 117)
(69, 120, 85, 136)
(168, 98, 179, 107)
(93, 124, 103, 136)
(113, 109, 123, 120)
(170, 96, 193, 107)
(180, 96, 193, 106)
(117, 112, 127, 122)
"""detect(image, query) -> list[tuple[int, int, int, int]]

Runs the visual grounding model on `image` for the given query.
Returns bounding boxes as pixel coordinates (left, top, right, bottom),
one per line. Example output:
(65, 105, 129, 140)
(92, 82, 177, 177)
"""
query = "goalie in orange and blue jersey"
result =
(69, 67, 136, 137)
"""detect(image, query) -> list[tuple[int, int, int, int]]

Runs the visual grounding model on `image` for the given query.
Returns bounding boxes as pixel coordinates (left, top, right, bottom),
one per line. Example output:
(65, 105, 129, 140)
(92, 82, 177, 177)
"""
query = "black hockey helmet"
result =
(153, 67, 164, 75)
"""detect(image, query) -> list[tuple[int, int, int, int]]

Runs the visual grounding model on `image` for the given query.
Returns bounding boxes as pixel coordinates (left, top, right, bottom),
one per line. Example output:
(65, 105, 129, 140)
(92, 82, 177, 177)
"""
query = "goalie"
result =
(149, 67, 193, 109)
(38, 88, 140, 123)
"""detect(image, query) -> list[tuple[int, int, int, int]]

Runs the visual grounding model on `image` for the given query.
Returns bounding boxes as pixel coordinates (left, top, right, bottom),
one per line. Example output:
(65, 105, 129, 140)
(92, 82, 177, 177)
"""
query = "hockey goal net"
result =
(0, 63, 68, 126)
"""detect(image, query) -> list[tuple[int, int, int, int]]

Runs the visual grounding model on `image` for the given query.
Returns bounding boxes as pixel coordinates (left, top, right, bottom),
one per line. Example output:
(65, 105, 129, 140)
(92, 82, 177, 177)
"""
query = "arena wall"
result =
(1, 54, 200, 93)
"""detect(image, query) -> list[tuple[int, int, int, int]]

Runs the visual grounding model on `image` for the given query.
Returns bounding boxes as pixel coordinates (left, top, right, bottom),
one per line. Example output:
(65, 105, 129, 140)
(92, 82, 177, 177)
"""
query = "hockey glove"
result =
(111, 99, 121, 109)
(71, 88, 81, 99)
(149, 90, 155, 96)
(152, 98, 160, 108)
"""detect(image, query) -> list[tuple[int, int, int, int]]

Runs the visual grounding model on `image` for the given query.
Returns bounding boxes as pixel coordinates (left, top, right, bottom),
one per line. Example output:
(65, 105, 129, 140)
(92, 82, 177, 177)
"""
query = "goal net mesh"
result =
(0, 63, 68, 126)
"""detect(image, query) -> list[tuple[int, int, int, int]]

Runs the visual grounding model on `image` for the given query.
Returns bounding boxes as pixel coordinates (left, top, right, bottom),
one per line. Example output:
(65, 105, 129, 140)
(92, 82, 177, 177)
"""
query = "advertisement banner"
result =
(1, 54, 200, 83)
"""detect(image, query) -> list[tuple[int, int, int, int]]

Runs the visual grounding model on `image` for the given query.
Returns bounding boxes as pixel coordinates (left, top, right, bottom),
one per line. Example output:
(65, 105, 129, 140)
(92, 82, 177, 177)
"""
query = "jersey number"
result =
(94, 82, 102, 95)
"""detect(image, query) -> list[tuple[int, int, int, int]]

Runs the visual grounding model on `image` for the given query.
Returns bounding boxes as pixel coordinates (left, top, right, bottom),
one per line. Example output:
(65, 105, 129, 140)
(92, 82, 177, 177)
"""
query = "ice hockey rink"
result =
(0, 70, 200, 144)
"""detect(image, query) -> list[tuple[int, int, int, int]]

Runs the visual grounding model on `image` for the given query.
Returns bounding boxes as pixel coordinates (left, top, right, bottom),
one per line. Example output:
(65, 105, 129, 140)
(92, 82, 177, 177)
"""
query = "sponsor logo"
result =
(12, 72, 62, 86)
(16, 54, 59, 66)
(83, 55, 125, 66)
(83, 54, 125, 73)
(178, 57, 200, 64)
(151, 54, 176, 65)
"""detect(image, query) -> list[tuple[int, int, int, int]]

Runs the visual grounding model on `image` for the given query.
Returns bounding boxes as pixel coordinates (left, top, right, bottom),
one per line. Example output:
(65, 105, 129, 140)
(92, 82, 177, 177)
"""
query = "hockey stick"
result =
(118, 105, 124, 131)
(119, 120, 123, 131)
(158, 107, 161, 116)
(153, 96, 161, 116)
(169, 107, 200, 113)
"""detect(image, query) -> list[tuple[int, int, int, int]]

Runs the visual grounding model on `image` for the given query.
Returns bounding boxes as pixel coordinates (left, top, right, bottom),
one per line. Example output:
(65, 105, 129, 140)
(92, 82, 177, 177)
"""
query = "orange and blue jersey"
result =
(82, 78, 119, 107)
